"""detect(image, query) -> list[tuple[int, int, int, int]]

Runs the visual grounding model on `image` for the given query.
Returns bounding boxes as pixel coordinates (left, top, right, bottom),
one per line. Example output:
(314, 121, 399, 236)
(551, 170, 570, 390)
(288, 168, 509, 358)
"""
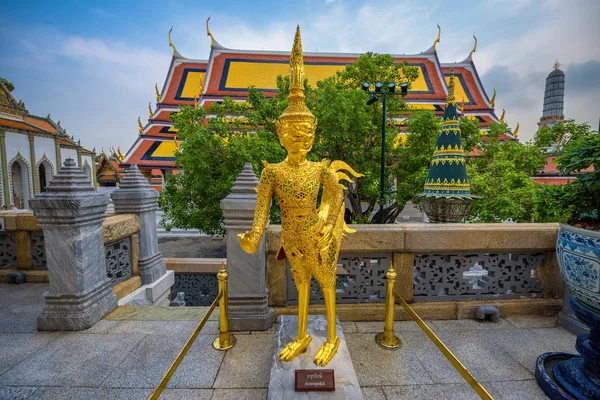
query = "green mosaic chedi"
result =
(423, 69, 470, 196)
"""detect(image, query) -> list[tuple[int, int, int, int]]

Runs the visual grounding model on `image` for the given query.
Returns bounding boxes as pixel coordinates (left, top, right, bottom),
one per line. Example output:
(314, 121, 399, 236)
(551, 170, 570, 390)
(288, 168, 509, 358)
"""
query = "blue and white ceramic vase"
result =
(556, 222, 600, 312)
(536, 222, 600, 399)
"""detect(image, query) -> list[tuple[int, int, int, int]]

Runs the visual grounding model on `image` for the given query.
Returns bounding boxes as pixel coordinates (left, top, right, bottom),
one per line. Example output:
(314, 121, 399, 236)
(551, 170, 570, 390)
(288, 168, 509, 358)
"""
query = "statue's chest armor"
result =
(273, 162, 321, 207)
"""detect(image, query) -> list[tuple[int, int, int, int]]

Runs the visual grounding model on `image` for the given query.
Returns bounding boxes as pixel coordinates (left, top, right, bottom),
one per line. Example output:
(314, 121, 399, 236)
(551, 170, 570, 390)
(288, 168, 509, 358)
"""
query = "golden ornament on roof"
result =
(469, 35, 477, 60)
(433, 23, 441, 51)
(148, 102, 154, 119)
(513, 122, 519, 138)
(138, 116, 143, 134)
(554, 60, 560, 70)
(238, 25, 362, 367)
(168, 26, 177, 56)
(155, 83, 161, 103)
(206, 16, 215, 47)
(490, 88, 496, 109)
(459, 96, 465, 113)
(500, 108, 505, 123)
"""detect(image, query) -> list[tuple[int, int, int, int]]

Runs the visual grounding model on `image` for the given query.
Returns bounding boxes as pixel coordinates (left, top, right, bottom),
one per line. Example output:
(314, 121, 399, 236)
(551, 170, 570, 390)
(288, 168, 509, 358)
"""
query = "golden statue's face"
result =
(278, 121, 315, 155)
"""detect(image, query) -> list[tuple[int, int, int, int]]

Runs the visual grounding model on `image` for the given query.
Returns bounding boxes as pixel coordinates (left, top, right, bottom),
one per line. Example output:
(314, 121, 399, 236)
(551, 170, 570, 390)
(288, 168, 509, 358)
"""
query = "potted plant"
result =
(536, 127, 599, 399)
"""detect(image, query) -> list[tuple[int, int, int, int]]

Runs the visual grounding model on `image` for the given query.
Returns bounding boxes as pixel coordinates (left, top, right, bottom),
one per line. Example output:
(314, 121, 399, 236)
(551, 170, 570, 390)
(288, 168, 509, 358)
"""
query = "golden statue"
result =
(238, 26, 362, 367)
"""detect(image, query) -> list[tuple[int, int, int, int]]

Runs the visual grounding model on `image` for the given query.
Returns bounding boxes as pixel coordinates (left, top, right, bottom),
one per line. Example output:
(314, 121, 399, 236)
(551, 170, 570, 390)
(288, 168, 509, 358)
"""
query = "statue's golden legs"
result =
(279, 282, 312, 362)
(314, 286, 340, 366)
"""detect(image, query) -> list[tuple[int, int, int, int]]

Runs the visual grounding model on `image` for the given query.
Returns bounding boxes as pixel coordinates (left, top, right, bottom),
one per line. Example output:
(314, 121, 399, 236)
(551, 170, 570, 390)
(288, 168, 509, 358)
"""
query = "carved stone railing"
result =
(266, 223, 563, 306)
(165, 258, 223, 306)
(102, 214, 141, 300)
(0, 210, 143, 301)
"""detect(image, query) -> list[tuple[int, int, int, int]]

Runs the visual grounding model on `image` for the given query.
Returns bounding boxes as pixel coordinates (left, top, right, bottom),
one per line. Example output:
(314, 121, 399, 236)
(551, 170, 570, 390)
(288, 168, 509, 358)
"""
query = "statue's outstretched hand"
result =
(238, 230, 260, 254)
(318, 224, 333, 250)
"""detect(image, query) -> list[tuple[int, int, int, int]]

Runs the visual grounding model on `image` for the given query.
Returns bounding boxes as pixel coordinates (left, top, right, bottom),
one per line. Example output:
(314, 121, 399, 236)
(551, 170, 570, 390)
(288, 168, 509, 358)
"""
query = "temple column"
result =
(0, 130, 10, 208)
(54, 138, 61, 169)
(30, 159, 116, 330)
(28, 133, 39, 195)
(221, 163, 273, 331)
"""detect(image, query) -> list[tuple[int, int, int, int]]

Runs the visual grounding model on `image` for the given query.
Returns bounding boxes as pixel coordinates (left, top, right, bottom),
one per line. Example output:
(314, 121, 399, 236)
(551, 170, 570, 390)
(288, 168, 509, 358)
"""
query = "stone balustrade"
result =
(266, 223, 563, 307)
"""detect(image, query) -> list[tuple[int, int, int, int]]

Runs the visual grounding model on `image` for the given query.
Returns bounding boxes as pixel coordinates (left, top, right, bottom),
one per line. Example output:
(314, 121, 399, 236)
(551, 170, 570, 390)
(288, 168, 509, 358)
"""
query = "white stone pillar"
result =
(111, 165, 166, 284)
(30, 158, 117, 331)
(221, 163, 273, 331)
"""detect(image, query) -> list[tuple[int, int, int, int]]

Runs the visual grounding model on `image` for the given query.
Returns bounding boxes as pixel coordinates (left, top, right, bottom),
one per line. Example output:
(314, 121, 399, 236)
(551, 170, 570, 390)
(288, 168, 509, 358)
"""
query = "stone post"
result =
(221, 163, 273, 331)
(30, 159, 117, 330)
(111, 165, 166, 284)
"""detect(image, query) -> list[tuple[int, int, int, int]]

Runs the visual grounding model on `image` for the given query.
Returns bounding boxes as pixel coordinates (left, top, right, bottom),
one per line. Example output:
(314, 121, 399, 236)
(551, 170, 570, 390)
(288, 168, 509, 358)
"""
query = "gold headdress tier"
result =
(446, 68, 456, 105)
(276, 26, 316, 136)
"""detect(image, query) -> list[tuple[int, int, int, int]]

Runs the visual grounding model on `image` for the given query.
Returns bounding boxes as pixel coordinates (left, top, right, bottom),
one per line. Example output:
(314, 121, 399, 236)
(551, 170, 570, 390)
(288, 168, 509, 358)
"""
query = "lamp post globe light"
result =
(361, 81, 409, 223)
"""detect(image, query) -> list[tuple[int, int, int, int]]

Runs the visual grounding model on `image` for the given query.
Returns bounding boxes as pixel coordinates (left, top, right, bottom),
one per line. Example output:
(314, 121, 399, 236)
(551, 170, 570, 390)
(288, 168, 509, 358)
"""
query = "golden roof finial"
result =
(433, 23, 441, 51)
(459, 96, 465, 113)
(138, 116, 143, 134)
(155, 83, 161, 103)
(490, 88, 496, 109)
(117, 147, 124, 162)
(513, 122, 519, 138)
(500, 108, 505, 123)
(277, 25, 316, 130)
(168, 26, 177, 56)
(206, 17, 215, 47)
(554, 60, 560, 70)
(148, 102, 154, 119)
(174, 136, 180, 150)
(469, 35, 477, 60)
(446, 68, 456, 105)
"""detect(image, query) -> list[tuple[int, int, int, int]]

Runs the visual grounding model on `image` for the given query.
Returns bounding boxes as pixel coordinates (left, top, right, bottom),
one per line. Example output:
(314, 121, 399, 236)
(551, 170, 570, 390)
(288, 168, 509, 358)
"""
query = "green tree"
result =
(466, 122, 546, 222)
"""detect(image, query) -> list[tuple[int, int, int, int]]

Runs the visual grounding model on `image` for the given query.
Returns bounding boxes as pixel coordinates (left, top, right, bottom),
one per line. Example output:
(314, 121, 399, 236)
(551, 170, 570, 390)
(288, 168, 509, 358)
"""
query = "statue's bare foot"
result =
(314, 336, 340, 366)
(279, 335, 312, 362)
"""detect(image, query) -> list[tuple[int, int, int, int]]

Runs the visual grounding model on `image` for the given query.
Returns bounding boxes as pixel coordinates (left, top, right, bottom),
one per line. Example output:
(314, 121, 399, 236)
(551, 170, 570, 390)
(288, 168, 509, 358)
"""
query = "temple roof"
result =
(125, 27, 507, 169)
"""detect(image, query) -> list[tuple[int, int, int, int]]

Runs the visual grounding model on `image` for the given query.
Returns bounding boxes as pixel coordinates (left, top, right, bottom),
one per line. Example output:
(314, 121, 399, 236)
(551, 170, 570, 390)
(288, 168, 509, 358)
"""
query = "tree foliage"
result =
(466, 122, 546, 222)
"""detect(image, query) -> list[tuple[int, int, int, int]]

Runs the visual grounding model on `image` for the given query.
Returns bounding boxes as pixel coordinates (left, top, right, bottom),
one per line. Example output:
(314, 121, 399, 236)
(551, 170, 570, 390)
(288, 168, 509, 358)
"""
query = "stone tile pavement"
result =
(0, 284, 577, 399)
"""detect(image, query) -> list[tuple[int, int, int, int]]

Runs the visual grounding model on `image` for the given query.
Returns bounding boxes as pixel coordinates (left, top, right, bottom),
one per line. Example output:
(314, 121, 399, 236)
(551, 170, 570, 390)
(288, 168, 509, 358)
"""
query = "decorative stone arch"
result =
(8, 152, 33, 209)
(36, 155, 55, 193)
(82, 160, 92, 183)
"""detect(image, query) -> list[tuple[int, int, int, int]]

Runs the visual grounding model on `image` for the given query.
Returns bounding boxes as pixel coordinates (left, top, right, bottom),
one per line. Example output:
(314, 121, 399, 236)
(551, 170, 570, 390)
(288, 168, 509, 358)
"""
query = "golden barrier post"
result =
(375, 261, 401, 349)
(213, 262, 236, 350)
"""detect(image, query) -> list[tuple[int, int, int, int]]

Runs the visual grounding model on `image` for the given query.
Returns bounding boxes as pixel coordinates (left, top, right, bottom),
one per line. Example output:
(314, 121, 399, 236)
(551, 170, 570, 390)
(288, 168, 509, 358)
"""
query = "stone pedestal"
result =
(111, 165, 166, 285)
(30, 159, 117, 331)
(221, 163, 273, 331)
(269, 315, 363, 399)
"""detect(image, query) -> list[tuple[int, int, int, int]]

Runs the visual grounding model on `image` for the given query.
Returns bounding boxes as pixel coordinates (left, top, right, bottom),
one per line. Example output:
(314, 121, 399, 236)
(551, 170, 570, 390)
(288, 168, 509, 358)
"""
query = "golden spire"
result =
(277, 26, 316, 130)
(206, 17, 215, 47)
(469, 35, 477, 60)
(554, 60, 560, 70)
(433, 23, 441, 51)
(459, 96, 465, 113)
(138, 116, 143, 134)
(446, 68, 456, 105)
(513, 122, 519, 138)
(500, 108, 505, 123)
(168, 26, 177, 56)
(148, 102, 154, 119)
(490, 88, 496, 109)
(155, 83, 161, 103)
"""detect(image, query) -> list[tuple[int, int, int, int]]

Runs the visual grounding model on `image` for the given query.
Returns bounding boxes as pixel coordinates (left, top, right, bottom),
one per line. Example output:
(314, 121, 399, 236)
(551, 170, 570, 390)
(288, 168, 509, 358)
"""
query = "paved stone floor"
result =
(0, 283, 578, 399)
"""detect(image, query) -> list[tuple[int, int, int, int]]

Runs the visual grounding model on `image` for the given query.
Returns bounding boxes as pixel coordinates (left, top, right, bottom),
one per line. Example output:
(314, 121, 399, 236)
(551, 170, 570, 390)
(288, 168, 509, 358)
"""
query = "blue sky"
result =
(1, 0, 599, 153)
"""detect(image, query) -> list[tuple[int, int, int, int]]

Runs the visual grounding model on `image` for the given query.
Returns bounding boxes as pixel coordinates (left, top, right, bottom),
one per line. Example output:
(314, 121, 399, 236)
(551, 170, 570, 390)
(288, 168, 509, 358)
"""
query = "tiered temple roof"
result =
(123, 25, 512, 178)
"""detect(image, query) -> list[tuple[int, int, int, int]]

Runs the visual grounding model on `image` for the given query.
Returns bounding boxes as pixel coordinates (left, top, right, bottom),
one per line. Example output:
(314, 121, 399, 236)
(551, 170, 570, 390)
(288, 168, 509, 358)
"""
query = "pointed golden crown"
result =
(277, 26, 316, 130)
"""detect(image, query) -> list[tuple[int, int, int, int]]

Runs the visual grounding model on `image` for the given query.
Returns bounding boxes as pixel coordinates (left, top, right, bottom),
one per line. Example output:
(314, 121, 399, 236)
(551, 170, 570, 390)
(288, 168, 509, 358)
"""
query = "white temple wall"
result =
(5, 131, 31, 164)
(60, 147, 78, 165)
(34, 137, 57, 173)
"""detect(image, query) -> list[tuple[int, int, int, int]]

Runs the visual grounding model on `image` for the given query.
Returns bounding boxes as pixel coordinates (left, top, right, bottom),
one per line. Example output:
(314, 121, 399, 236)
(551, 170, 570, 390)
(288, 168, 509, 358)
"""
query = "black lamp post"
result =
(362, 81, 408, 223)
